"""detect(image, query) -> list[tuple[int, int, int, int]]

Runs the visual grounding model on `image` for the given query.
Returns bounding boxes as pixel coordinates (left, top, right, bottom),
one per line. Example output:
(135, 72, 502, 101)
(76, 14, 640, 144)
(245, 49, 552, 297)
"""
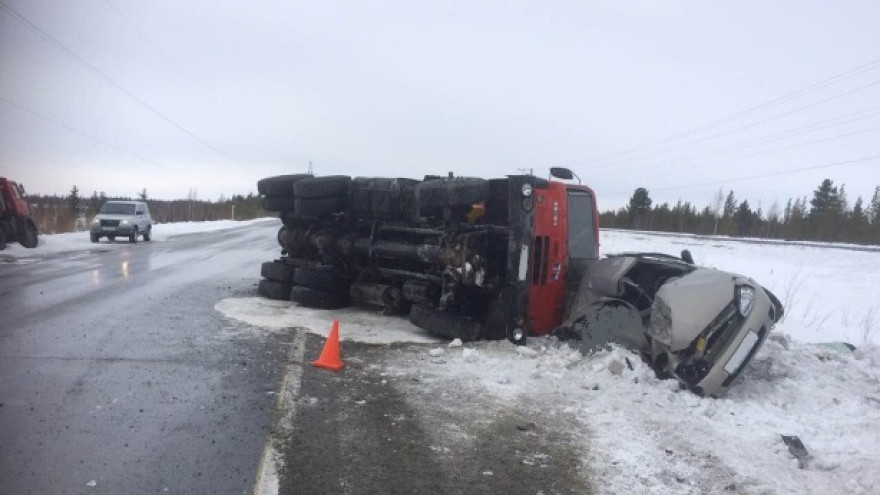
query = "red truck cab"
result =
(0, 177, 39, 250)
(527, 174, 600, 335)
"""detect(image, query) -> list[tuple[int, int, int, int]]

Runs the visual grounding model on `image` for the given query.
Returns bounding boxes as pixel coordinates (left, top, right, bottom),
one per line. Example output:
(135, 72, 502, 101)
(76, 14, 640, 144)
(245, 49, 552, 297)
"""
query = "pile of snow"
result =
(383, 337, 880, 495)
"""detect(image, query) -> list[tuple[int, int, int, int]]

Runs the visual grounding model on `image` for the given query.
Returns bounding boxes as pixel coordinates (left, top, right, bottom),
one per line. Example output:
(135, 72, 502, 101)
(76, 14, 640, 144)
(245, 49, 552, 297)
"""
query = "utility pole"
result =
(231, 204, 236, 221)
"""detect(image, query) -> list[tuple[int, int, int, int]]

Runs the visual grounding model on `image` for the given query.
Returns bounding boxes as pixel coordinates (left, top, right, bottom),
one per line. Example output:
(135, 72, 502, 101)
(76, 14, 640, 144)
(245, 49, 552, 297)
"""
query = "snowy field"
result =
(6, 222, 879, 494)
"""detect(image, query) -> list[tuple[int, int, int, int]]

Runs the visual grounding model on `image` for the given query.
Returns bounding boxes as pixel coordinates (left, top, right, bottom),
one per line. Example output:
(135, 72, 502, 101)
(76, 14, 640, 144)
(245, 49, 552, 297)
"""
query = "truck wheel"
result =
(129, 227, 139, 243)
(293, 176, 351, 198)
(90, 233, 99, 243)
(262, 195, 297, 213)
(289, 286, 350, 309)
(257, 174, 313, 196)
(20, 222, 39, 248)
(408, 304, 483, 341)
(415, 178, 489, 208)
(0, 229, 6, 250)
(293, 265, 351, 293)
(261, 260, 297, 283)
(294, 195, 348, 218)
(258, 278, 293, 300)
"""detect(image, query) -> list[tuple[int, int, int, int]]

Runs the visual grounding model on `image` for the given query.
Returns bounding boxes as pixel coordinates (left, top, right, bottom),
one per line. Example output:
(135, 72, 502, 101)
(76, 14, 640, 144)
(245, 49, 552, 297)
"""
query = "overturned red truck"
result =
(255, 169, 785, 397)
(256, 168, 599, 344)
(0, 177, 39, 250)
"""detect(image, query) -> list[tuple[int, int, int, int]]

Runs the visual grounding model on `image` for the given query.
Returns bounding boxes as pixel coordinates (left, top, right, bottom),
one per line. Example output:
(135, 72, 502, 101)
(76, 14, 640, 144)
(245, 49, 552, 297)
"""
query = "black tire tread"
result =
(293, 176, 351, 198)
(258, 278, 293, 300)
(415, 178, 489, 208)
(293, 265, 351, 292)
(289, 286, 350, 309)
(261, 260, 297, 283)
(408, 304, 483, 341)
(257, 174, 313, 196)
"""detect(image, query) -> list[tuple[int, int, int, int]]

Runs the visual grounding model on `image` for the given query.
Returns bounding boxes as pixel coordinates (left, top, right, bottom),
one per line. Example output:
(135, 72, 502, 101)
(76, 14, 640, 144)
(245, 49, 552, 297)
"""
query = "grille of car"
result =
(701, 303, 743, 362)
(100, 220, 120, 227)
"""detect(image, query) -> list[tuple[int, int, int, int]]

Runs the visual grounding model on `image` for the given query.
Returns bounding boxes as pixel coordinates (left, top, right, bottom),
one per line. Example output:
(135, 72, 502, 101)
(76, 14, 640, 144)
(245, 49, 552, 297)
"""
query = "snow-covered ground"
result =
(6, 223, 879, 494)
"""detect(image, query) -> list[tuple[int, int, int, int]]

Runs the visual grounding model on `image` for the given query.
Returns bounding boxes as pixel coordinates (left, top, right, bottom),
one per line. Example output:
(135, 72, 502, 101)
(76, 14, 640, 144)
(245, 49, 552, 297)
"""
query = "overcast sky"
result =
(2, 0, 879, 211)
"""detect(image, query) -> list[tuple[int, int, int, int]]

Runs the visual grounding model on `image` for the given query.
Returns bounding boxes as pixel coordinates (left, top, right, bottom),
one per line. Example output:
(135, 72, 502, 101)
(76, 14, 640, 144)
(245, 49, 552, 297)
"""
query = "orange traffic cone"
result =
(312, 320, 344, 371)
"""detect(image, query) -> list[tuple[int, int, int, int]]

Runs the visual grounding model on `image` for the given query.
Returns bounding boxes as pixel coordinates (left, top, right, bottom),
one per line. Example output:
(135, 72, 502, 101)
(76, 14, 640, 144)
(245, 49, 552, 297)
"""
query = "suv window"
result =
(100, 203, 136, 215)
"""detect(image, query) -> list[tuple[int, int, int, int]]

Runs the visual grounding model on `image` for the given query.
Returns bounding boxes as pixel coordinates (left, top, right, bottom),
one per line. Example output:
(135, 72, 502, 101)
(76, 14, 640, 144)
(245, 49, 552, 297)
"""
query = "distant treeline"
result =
(601, 178, 880, 245)
(27, 187, 269, 234)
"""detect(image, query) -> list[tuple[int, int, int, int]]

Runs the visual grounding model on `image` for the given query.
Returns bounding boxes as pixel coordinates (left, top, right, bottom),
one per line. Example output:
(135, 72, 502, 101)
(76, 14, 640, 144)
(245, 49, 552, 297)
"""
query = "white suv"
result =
(90, 200, 153, 243)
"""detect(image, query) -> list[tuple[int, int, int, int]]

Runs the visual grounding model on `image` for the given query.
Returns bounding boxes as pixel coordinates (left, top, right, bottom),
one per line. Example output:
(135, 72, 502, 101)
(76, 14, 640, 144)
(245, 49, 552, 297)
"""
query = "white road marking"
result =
(253, 330, 307, 495)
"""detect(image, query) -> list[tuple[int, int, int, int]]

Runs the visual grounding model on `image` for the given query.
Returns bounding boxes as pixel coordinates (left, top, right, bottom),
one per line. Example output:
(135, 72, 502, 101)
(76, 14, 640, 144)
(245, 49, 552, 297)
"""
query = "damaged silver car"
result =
(557, 251, 784, 397)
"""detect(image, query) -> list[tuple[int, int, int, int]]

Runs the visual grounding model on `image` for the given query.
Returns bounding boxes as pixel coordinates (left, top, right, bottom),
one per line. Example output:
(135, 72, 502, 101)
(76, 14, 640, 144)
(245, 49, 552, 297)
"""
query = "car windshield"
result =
(100, 203, 136, 215)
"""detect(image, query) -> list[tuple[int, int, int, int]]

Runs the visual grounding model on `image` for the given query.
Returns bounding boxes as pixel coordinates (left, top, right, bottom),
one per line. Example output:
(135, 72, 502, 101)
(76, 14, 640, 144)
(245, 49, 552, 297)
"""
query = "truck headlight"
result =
(737, 285, 756, 317)
(521, 183, 533, 197)
(647, 296, 673, 346)
(120, 220, 130, 225)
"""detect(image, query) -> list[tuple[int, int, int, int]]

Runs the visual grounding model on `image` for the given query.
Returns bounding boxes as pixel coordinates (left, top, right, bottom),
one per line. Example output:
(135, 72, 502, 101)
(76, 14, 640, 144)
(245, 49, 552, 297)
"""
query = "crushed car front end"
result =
(647, 268, 784, 396)
(558, 252, 785, 397)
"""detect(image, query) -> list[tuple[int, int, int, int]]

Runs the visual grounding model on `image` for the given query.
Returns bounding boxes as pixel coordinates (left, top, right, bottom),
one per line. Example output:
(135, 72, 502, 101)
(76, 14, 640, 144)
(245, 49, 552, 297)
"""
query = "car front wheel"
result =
(129, 227, 139, 243)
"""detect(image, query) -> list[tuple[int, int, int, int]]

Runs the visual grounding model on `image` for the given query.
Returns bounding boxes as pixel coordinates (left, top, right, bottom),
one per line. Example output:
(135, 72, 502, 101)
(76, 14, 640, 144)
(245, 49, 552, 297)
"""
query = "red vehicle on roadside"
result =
(0, 177, 39, 250)
(255, 168, 600, 344)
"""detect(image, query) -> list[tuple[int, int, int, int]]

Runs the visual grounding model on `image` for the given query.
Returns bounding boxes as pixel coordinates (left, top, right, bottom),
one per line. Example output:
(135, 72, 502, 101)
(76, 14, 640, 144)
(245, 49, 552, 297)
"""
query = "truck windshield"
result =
(567, 189, 597, 259)
(100, 203, 136, 215)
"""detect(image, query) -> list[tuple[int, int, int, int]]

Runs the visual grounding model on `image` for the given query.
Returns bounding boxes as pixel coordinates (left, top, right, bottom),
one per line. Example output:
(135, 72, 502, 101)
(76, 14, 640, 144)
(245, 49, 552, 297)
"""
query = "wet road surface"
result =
(0, 223, 292, 495)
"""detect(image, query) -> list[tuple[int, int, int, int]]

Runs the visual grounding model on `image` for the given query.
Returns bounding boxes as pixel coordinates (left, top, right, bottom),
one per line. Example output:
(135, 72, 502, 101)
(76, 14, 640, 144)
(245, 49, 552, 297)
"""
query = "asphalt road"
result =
(0, 223, 291, 495)
(1, 222, 591, 495)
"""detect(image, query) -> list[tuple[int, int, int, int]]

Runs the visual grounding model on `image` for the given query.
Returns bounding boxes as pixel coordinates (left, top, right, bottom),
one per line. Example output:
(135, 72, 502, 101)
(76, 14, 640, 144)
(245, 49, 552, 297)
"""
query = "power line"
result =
(651, 154, 880, 192)
(562, 55, 880, 168)
(588, 77, 880, 169)
(0, 0, 240, 166)
(598, 110, 880, 182)
(0, 94, 167, 167)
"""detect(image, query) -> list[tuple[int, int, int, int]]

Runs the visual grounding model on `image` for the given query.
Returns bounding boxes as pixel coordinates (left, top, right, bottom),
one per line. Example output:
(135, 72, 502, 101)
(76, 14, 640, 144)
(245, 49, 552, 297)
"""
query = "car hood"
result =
(653, 268, 743, 350)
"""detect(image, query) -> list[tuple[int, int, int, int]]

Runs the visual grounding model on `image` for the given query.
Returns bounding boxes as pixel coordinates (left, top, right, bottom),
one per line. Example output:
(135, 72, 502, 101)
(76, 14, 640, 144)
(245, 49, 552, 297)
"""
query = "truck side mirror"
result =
(550, 167, 574, 180)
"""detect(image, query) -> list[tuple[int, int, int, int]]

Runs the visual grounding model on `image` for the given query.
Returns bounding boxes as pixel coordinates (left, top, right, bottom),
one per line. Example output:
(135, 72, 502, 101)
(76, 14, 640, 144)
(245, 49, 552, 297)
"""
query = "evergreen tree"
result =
(68, 185, 80, 213)
(809, 178, 842, 240)
(627, 187, 652, 229)
(139, 188, 148, 201)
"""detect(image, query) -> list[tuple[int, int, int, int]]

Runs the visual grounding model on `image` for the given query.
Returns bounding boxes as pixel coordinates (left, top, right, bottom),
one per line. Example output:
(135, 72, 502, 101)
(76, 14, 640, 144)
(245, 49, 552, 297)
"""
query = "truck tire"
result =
(293, 265, 351, 293)
(293, 176, 351, 198)
(257, 174, 313, 196)
(261, 260, 297, 283)
(415, 178, 489, 208)
(294, 195, 348, 218)
(289, 286, 350, 309)
(0, 229, 6, 250)
(262, 195, 297, 213)
(408, 304, 483, 341)
(258, 278, 293, 301)
(20, 222, 39, 248)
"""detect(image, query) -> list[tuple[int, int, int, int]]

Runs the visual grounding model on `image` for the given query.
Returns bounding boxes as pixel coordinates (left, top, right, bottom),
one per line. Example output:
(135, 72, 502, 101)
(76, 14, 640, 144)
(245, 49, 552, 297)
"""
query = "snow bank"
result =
(382, 337, 880, 495)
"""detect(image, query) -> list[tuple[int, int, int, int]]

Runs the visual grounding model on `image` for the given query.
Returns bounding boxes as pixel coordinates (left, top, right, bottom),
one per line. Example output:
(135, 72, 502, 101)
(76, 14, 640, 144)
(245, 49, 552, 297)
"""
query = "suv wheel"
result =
(143, 226, 152, 242)
(129, 227, 139, 243)
(90, 233, 99, 243)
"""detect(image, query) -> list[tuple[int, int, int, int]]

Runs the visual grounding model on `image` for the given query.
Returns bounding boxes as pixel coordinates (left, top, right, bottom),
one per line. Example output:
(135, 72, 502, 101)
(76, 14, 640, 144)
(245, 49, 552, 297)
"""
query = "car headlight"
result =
(91, 219, 100, 226)
(521, 183, 533, 197)
(737, 285, 756, 317)
(647, 296, 674, 346)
